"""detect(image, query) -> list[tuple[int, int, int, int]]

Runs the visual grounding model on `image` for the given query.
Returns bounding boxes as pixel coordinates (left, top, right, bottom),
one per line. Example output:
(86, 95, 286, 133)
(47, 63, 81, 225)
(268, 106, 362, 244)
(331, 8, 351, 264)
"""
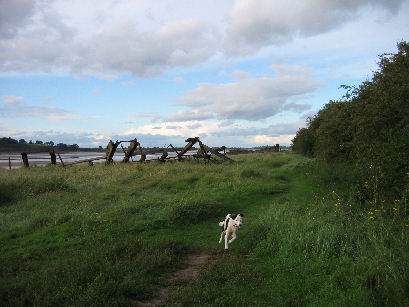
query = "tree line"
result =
(0, 137, 102, 152)
(292, 41, 409, 203)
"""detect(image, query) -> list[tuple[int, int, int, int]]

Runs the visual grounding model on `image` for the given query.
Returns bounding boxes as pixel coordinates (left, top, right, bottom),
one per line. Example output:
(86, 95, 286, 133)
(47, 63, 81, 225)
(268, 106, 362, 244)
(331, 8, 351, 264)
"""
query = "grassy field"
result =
(1, 152, 408, 306)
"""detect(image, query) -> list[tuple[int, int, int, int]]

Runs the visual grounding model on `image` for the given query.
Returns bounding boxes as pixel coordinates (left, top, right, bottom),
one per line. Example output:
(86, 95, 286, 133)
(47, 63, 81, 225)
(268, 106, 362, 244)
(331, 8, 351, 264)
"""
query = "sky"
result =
(1, 0, 409, 148)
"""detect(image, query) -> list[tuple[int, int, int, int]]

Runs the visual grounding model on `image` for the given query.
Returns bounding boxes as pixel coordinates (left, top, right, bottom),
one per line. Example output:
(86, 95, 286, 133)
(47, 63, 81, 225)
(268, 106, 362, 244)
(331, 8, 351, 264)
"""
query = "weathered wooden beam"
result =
(50, 149, 56, 165)
(177, 137, 199, 160)
(21, 152, 29, 168)
(123, 138, 139, 163)
(57, 152, 65, 167)
(138, 143, 146, 162)
(167, 144, 180, 155)
(106, 140, 120, 164)
(199, 141, 234, 163)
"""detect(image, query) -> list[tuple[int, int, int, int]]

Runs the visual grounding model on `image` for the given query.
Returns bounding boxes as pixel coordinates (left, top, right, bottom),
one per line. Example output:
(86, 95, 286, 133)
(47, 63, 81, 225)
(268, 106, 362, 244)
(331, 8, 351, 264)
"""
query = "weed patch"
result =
(166, 201, 228, 226)
(271, 161, 286, 168)
(27, 177, 74, 196)
(240, 169, 263, 179)
(0, 183, 15, 206)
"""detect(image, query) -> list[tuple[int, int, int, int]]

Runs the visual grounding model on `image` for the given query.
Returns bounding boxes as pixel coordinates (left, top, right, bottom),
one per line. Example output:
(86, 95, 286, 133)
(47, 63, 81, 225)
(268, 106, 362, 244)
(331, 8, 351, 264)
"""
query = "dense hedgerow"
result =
(292, 41, 409, 204)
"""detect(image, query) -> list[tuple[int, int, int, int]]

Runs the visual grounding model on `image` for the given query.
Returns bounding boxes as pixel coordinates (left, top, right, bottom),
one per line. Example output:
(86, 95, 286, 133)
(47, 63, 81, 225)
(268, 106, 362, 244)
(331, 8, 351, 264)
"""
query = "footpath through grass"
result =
(1, 152, 408, 306)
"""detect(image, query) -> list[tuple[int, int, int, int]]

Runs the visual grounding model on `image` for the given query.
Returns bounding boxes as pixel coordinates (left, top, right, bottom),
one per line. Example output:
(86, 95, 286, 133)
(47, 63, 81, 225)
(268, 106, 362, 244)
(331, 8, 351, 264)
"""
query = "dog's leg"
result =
(228, 230, 237, 244)
(224, 229, 230, 249)
(219, 230, 225, 244)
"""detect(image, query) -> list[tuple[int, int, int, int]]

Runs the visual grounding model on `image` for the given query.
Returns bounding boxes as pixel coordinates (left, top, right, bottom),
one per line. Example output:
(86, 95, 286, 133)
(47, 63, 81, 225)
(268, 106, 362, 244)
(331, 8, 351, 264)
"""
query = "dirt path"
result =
(134, 254, 212, 306)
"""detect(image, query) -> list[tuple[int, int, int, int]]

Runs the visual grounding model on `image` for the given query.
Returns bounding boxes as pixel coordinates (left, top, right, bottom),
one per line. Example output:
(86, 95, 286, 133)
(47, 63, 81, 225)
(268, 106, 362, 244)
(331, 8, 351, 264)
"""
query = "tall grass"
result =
(1, 153, 408, 306)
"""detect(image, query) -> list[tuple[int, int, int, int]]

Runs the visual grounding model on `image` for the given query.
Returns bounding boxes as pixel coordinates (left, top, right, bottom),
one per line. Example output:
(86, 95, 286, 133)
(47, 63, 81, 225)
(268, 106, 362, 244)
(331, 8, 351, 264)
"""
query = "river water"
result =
(0, 150, 198, 170)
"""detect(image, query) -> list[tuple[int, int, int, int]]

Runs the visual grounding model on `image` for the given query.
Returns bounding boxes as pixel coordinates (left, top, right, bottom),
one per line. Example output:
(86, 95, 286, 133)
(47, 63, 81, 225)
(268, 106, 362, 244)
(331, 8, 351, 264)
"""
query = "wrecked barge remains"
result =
(15, 137, 234, 169)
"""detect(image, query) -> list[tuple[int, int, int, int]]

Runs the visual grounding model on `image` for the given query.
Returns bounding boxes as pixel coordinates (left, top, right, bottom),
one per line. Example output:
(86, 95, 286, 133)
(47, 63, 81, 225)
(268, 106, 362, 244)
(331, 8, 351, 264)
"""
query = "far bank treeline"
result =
(292, 41, 409, 202)
(0, 138, 101, 153)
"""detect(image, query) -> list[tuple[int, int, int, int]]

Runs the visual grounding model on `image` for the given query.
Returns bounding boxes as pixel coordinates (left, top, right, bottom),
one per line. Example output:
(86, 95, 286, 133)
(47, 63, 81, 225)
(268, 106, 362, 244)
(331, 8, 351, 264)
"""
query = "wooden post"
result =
(57, 152, 65, 167)
(21, 152, 29, 168)
(8, 157, 11, 170)
(49, 149, 57, 165)
(106, 140, 120, 164)
(123, 139, 138, 163)
(138, 143, 146, 162)
(177, 137, 199, 161)
(199, 142, 234, 163)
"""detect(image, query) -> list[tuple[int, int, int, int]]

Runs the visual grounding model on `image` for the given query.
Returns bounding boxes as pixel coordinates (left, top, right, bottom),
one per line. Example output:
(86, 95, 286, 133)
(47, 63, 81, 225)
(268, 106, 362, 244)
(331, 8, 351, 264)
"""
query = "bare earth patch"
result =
(135, 254, 212, 306)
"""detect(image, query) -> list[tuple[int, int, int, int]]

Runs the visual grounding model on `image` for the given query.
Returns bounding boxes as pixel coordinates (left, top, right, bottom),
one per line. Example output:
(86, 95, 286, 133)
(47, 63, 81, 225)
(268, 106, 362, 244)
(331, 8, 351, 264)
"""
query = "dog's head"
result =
(230, 213, 243, 230)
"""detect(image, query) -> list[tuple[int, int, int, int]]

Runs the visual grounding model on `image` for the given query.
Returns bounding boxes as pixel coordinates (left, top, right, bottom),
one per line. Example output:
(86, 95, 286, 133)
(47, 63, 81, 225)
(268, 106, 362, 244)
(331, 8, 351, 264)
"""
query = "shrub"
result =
(292, 41, 409, 203)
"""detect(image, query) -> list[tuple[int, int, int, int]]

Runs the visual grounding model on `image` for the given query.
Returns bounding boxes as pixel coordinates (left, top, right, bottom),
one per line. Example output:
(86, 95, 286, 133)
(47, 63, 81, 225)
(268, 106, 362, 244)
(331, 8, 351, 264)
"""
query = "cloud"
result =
(0, 129, 109, 147)
(0, 0, 35, 39)
(2, 95, 25, 106)
(231, 70, 252, 80)
(119, 116, 305, 147)
(162, 110, 214, 122)
(0, 2, 218, 78)
(126, 112, 160, 120)
(211, 121, 304, 137)
(174, 64, 322, 121)
(223, 0, 404, 55)
(252, 134, 295, 145)
(173, 76, 185, 83)
(0, 0, 405, 78)
(121, 81, 136, 86)
(0, 105, 84, 121)
(187, 123, 202, 129)
(2, 117, 304, 148)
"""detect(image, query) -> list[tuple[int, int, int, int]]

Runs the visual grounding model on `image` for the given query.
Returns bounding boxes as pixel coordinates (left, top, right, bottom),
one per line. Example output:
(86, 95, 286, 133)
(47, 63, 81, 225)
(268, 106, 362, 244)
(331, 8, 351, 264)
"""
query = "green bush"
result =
(292, 41, 409, 203)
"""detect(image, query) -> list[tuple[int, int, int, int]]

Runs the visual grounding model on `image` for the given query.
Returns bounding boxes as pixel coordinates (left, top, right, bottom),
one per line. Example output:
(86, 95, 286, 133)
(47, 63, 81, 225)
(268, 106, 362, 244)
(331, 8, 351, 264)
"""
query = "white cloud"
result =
(223, 0, 404, 55)
(3, 95, 25, 106)
(231, 69, 252, 80)
(126, 112, 160, 120)
(121, 81, 136, 86)
(173, 65, 322, 121)
(120, 117, 304, 147)
(173, 76, 185, 83)
(0, 0, 405, 78)
(162, 110, 214, 122)
(252, 134, 295, 145)
(0, 105, 89, 121)
(2, 117, 304, 147)
(0, 2, 219, 78)
(0, 0, 35, 39)
(0, 128, 109, 147)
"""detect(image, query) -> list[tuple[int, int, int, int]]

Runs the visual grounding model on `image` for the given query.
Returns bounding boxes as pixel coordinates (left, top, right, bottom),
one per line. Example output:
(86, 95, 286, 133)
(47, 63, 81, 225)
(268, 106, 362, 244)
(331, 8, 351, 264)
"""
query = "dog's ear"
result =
(230, 213, 237, 219)
(239, 213, 244, 217)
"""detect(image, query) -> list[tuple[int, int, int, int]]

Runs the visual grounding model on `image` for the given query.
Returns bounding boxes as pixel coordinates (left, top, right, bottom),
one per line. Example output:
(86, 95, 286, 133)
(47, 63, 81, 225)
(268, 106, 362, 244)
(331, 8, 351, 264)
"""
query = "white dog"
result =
(218, 213, 243, 249)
